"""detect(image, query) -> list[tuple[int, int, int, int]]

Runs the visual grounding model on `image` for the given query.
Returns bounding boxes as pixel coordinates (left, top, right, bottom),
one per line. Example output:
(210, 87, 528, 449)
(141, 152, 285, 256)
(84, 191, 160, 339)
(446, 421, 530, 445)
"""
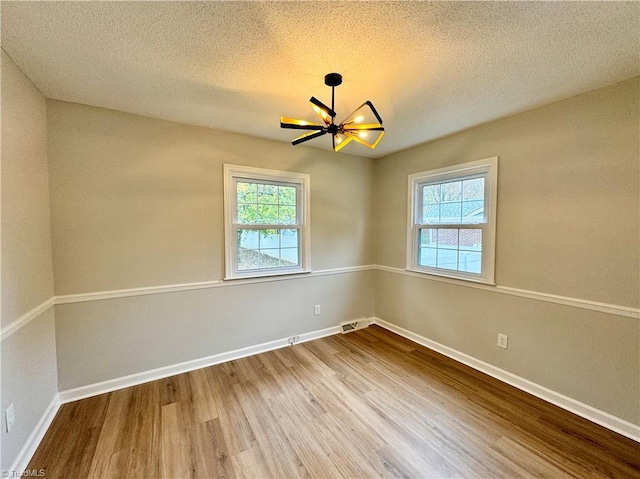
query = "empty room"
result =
(1, 1, 639, 478)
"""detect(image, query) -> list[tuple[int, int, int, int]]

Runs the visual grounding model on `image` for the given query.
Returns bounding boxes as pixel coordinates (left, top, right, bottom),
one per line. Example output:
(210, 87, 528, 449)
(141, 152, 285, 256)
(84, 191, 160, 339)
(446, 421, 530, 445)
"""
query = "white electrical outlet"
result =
(5, 403, 15, 433)
(314, 304, 321, 316)
(497, 333, 508, 349)
(288, 335, 300, 345)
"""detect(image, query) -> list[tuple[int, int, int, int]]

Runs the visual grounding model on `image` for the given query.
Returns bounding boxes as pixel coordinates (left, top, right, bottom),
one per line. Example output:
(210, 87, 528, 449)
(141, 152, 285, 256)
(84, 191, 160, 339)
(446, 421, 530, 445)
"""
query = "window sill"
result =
(405, 267, 496, 286)
(224, 269, 312, 282)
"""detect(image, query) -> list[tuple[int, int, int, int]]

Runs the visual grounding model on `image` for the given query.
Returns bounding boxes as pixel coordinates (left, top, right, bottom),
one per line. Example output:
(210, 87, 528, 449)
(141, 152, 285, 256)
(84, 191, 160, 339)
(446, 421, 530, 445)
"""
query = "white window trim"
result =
(406, 157, 498, 285)
(223, 164, 311, 280)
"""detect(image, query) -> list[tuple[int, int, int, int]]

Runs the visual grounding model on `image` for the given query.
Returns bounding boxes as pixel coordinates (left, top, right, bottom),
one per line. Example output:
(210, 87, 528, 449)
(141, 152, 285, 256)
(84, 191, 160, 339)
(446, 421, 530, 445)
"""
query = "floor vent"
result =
(340, 319, 369, 334)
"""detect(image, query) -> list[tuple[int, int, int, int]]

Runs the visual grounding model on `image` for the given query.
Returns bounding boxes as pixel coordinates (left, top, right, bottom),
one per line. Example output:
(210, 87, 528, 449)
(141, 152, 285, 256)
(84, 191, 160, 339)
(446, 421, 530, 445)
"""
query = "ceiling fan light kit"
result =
(280, 73, 384, 152)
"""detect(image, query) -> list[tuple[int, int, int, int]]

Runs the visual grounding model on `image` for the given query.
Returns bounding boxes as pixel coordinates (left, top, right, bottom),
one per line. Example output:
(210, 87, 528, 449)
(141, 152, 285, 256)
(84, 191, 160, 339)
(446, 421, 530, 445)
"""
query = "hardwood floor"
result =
(29, 325, 640, 478)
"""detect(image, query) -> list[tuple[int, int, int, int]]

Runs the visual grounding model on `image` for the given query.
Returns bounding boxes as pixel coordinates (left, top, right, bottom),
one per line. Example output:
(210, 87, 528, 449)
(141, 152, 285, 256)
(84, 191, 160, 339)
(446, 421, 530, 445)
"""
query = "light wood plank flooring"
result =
(29, 325, 640, 478)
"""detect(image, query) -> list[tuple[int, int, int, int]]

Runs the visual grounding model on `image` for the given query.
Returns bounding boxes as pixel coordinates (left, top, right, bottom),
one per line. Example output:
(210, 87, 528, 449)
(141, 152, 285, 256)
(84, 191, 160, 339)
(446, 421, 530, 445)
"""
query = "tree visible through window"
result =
(224, 165, 310, 279)
(236, 182, 299, 270)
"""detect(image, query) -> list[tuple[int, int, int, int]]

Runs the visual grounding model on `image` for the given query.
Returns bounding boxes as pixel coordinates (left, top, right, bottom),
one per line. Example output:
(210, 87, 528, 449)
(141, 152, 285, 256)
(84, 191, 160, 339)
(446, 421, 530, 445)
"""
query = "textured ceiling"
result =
(2, 1, 638, 158)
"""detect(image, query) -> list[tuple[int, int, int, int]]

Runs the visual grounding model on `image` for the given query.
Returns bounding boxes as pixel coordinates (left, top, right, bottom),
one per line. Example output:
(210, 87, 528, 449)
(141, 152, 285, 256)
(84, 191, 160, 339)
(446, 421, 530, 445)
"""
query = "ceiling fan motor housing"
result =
(324, 73, 343, 87)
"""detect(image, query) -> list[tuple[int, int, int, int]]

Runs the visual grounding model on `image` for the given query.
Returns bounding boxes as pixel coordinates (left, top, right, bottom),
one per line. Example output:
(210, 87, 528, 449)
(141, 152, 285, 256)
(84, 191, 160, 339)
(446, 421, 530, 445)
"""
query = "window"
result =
(224, 164, 310, 279)
(407, 157, 498, 284)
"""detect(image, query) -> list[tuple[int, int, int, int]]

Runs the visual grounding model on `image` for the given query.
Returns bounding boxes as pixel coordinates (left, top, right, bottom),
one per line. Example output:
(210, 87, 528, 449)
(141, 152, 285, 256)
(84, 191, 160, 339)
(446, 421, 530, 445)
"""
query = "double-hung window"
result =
(224, 164, 310, 279)
(407, 157, 498, 284)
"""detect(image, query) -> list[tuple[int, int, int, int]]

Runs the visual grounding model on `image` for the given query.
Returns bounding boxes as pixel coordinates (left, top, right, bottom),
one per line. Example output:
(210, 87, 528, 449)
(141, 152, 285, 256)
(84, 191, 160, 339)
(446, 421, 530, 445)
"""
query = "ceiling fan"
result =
(280, 73, 384, 153)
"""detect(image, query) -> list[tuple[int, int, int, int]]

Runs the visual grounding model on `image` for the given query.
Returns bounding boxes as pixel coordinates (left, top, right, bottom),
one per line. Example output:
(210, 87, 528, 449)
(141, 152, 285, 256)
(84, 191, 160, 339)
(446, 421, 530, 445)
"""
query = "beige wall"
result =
(47, 100, 376, 389)
(0, 50, 58, 472)
(374, 77, 639, 424)
(47, 100, 375, 294)
(55, 271, 374, 390)
(1, 309, 58, 470)
(1, 50, 54, 326)
(376, 77, 639, 307)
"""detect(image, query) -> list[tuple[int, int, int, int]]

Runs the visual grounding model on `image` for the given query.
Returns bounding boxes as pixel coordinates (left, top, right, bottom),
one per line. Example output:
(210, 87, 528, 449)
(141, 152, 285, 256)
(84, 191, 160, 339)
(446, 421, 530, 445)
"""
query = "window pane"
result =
(422, 184, 440, 205)
(257, 183, 278, 204)
(462, 178, 484, 200)
(236, 182, 300, 226)
(419, 247, 437, 267)
(459, 229, 482, 251)
(436, 229, 458, 270)
(440, 202, 462, 223)
(462, 200, 484, 223)
(237, 242, 259, 271)
(421, 180, 469, 225)
(418, 227, 483, 275)
(258, 229, 279, 248)
(237, 204, 257, 224)
(441, 181, 461, 201)
(237, 229, 258, 250)
(459, 229, 482, 273)
(279, 205, 296, 224)
(278, 186, 297, 206)
(459, 251, 481, 273)
(437, 248, 458, 270)
(437, 229, 458, 250)
(237, 253, 257, 271)
(258, 249, 280, 268)
(281, 229, 298, 248)
(419, 228, 437, 247)
(257, 204, 278, 224)
(423, 204, 439, 223)
(237, 228, 299, 271)
(280, 248, 299, 266)
(237, 182, 257, 204)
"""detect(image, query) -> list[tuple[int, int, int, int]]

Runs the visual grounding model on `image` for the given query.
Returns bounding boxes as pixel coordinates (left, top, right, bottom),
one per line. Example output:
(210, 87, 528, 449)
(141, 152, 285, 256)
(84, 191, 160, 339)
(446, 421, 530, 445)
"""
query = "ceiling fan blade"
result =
(364, 100, 383, 124)
(313, 105, 333, 125)
(340, 128, 385, 149)
(337, 99, 384, 150)
(341, 124, 384, 131)
(333, 132, 356, 152)
(281, 117, 325, 130)
(310, 96, 336, 123)
(339, 101, 383, 128)
(292, 129, 327, 145)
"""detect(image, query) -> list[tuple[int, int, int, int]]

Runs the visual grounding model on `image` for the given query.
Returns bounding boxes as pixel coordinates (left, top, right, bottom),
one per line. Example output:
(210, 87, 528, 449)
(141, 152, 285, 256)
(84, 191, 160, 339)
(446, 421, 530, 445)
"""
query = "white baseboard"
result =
(371, 317, 640, 443)
(9, 394, 61, 475)
(59, 324, 342, 404)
